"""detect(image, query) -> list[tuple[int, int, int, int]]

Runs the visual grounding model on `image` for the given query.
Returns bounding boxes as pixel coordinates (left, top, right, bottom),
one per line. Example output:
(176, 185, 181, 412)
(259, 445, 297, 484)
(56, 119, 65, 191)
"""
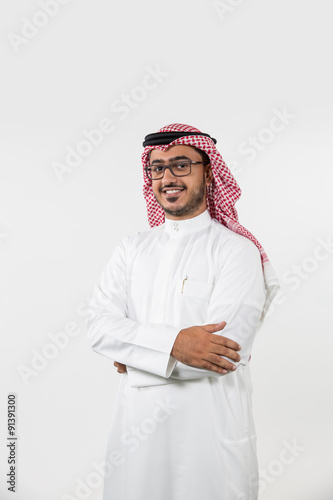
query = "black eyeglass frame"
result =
(145, 160, 208, 180)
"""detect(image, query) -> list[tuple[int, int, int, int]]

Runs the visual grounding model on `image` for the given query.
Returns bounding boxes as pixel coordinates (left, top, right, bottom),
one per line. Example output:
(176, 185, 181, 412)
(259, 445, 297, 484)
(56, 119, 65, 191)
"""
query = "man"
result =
(86, 123, 279, 499)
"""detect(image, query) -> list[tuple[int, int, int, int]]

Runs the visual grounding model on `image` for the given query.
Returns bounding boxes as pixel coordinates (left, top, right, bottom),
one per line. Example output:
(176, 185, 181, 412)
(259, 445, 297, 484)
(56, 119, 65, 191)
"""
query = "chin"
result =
(164, 205, 191, 217)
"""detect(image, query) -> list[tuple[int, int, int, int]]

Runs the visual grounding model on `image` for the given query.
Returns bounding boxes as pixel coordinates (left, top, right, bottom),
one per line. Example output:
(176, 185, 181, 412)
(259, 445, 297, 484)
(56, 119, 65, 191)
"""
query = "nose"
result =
(163, 166, 178, 182)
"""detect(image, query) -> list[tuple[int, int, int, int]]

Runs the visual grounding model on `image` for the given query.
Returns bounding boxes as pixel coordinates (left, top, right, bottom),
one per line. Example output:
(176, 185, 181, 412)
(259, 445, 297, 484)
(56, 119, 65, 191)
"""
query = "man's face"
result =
(149, 145, 213, 220)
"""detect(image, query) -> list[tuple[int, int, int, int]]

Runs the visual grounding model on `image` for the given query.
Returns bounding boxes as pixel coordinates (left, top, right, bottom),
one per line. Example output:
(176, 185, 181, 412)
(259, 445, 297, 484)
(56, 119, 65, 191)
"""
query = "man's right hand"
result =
(170, 322, 241, 374)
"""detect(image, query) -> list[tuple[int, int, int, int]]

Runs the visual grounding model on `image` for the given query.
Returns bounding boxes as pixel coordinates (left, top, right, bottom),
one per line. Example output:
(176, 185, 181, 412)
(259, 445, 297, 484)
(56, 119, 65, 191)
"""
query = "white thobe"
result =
(87, 210, 266, 500)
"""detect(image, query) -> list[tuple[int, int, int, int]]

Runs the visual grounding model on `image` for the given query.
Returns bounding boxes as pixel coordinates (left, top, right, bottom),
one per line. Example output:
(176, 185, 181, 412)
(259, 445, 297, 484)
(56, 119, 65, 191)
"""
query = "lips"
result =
(160, 185, 185, 193)
(160, 186, 185, 200)
(163, 189, 183, 194)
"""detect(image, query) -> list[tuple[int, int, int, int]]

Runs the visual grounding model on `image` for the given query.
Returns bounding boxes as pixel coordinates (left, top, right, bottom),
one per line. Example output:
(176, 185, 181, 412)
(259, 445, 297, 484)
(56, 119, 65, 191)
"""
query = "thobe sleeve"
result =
(86, 240, 179, 379)
(169, 239, 266, 381)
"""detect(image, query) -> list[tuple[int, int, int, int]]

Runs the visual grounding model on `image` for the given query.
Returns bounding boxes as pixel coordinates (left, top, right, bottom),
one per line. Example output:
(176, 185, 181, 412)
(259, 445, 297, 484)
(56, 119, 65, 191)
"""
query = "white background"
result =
(0, 0, 332, 499)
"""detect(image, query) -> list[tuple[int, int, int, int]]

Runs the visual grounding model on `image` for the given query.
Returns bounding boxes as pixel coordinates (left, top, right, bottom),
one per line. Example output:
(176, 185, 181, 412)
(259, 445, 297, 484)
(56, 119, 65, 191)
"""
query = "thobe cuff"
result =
(124, 325, 179, 386)
(127, 355, 178, 388)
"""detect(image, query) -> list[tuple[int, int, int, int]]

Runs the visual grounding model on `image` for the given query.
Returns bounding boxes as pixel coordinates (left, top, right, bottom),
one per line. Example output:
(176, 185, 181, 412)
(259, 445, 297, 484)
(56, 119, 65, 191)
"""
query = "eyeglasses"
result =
(145, 160, 207, 180)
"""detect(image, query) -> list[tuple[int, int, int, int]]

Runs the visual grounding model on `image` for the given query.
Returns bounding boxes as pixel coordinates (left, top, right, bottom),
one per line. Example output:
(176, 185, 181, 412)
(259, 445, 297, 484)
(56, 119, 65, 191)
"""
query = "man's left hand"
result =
(114, 361, 127, 373)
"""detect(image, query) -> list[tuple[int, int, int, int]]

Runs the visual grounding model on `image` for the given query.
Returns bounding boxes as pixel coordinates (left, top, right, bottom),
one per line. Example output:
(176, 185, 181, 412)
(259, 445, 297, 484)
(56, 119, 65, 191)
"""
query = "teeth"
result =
(165, 189, 181, 193)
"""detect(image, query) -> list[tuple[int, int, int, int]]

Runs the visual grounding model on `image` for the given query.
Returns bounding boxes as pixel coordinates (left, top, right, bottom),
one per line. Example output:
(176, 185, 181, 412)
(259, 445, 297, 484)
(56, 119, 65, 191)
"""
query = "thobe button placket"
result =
(173, 222, 179, 232)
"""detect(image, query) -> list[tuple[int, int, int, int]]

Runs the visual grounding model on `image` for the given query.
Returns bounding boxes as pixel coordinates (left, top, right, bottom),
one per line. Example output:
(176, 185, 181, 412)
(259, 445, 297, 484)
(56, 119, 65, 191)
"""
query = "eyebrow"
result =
(150, 156, 191, 165)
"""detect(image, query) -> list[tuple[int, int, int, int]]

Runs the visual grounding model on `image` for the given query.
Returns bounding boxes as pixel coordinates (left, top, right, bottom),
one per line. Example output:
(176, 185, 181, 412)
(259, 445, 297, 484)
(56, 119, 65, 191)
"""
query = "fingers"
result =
(210, 342, 241, 362)
(204, 321, 227, 333)
(206, 353, 238, 371)
(202, 323, 241, 352)
(212, 348, 240, 363)
(117, 366, 127, 373)
(203, 363, 228, 375)
(113, 361, 127, 373)
(210, 333, 241, 352)
(201, 357, 234, 375)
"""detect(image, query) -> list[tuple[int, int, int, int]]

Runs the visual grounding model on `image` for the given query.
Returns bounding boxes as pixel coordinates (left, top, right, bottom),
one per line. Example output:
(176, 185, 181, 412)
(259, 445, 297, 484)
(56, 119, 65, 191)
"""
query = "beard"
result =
(154, 177, 206, 218)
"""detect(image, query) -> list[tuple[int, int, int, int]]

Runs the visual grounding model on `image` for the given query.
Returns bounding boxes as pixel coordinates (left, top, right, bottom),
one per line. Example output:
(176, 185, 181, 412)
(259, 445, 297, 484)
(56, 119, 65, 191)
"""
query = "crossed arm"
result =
(88, 238, 266, 385)
(114, 321, 241, 375)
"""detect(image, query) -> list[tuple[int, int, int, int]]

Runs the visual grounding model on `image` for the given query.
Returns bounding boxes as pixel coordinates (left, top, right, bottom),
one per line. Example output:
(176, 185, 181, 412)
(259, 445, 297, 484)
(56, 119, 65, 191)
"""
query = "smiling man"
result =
(87, 123, 279, 500)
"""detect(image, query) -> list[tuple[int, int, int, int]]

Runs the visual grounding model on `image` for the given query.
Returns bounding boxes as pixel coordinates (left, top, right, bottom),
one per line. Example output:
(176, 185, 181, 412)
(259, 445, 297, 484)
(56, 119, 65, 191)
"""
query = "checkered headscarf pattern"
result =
(141, 123, 279, 318)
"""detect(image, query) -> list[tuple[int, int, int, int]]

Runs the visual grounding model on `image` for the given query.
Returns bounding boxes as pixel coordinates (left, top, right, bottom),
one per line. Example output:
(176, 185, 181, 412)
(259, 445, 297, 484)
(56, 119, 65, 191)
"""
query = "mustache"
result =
(159, 183, 186, 193)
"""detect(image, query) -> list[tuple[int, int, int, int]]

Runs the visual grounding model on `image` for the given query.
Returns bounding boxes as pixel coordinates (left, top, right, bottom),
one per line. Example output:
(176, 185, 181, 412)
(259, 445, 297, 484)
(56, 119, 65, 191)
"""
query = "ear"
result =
(204, 164, 213, 187)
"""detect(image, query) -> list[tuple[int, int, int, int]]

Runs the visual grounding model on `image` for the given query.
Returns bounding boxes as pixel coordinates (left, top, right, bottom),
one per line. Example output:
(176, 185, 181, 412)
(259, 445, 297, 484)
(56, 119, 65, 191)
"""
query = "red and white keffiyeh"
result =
(141, 123, 279, 317)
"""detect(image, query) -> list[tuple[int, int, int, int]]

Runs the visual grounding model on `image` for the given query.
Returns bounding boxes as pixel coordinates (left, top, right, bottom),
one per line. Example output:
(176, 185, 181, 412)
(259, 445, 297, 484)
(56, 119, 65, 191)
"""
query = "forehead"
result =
(149, 144, 202, 162)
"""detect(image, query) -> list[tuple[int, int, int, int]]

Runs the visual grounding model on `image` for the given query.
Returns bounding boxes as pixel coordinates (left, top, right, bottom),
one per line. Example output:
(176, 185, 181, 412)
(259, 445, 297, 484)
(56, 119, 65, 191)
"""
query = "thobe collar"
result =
(164, 210, 212, 237)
